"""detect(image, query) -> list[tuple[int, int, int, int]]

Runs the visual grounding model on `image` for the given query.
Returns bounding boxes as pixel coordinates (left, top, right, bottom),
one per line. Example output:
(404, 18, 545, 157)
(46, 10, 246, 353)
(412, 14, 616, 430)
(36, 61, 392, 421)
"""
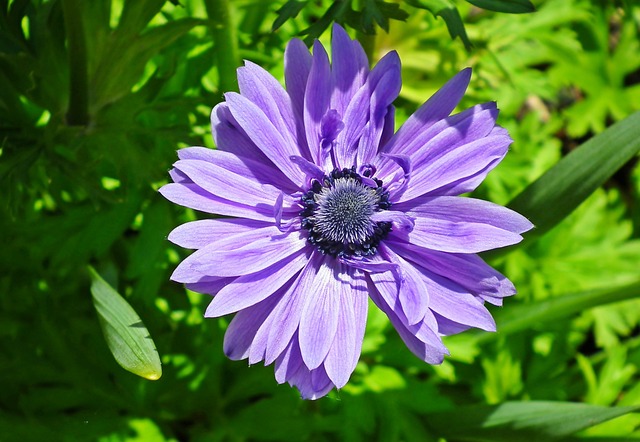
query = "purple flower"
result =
(160, 24, 533, 399)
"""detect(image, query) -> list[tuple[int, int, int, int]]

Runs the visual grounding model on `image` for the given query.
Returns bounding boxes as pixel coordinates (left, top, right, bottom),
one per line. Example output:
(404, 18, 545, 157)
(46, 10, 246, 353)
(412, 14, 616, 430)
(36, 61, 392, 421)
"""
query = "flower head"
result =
(160, 24, 533, 399)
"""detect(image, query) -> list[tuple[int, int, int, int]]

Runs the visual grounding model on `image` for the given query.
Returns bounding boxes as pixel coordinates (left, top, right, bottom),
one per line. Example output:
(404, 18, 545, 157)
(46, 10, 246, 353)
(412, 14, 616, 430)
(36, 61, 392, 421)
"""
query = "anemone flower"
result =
(160, 24, 533, 399)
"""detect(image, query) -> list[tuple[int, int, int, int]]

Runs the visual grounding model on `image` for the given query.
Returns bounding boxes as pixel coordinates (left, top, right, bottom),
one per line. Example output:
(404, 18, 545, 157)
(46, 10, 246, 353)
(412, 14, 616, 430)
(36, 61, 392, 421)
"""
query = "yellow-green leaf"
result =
(89, 266, 162, 380)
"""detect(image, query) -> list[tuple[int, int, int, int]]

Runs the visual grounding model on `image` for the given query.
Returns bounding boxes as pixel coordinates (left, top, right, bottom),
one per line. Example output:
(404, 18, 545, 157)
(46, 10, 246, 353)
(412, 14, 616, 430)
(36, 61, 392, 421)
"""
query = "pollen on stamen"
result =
(300, 167, 392, 258)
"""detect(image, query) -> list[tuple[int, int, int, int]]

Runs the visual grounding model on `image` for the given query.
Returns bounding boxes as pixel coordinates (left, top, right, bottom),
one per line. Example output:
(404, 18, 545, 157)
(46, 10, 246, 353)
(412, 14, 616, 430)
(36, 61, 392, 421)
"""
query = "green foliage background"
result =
(2, 0, 640, 440)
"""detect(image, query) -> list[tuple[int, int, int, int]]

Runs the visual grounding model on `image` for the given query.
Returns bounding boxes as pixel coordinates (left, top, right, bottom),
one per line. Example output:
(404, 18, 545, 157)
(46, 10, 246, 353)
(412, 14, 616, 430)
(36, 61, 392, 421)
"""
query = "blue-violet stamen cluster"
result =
(300, 167, 392, 258)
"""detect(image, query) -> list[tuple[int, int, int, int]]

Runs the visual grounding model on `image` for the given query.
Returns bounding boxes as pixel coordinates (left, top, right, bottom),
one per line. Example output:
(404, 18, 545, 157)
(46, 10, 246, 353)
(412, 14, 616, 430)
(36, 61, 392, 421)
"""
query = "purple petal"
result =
(368, 246, 429, 325)
(238, 61, 299, 153)
(204, 250, 308, 317)
(245, 258, 319, 365)
(211, 103, 268, 161)
(320, 109, 345, 149)
(395, 132, 512, 202)
(371, 210, 415, 240)
(323, 268, 358, 388)
(289, 363, 334, 400)
(169, 168, 189, 183)
(265, 252, 325, 364)
(376, 103, 498, 180)
(274, 334, 303, 384)
(223, 292, 284, 361)
(159, 183, 280, 221)
(360, 55, 402, 165)
(304, 41, 332, 166)
(434, 126, 512, 196)
(173, 159, 292, 208)
(290, 155, 325, 182)
(397, 216, 524, 253)
(387, 241, 516, 299)
(299, 259, 341, 369)
(178, 145, 296, 192)
(175, 145, 216, 161)
(285, 38, 313, 122)
(420, 269, 497, 332)
(225, 92, 306, 186)
(368, 277, 448, 364)
(395, 195, 533, 234)
(381, 153, 412, 198)
(188, 231, 308, 277)
(330, 23, 368, 117)
(185, 276, 234, 295)
(248, 308, 276, 364)
(335, 51, 401, 168)
(380, 68, 472, 156)
(379, 104, 395, 149)
(479, 294, 504, 306)
(171, 226, 284, 282)
(433, 313, 473, 335)
(409, 106, 499, 169)
(168, 218, 270, 249)
(349, 271, 369, 369)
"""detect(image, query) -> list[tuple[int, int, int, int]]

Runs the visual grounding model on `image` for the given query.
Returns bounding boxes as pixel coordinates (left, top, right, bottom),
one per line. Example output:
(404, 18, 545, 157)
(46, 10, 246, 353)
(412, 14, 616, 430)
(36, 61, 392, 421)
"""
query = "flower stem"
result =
(205, 0, 240, 93)
(61, 0, 89, 126)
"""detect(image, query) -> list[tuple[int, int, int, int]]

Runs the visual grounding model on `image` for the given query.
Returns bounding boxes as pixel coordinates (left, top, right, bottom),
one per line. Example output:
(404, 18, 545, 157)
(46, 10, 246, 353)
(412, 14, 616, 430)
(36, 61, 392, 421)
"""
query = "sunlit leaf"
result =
(272, 0, 308, 31)
(88, 266, 162, 380)
(465, 0, 535, 14)
(406, 0, 472, 50)
(424, 401, 640, 441)
(508, 111, 640, 240)
(477, 279, 640, 344)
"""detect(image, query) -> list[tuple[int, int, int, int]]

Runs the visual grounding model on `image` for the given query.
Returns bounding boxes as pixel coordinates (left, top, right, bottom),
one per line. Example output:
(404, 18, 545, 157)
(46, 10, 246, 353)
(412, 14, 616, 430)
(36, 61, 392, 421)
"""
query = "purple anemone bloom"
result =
(160, 24, 533, 399)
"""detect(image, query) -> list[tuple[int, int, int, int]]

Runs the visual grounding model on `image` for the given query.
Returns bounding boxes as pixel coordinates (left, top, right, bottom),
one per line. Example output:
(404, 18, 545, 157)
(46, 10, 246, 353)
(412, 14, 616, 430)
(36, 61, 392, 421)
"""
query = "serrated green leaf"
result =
(406, 0, 472, 50)
(424, 401, 640, 442)
(89, 266, 162, 380)
(508, 111, 640, 241)
(272, 0, 308, 31)
(361, 0, 409, 33)
(465, 0, 535, 14)
(302, 1, 351, 43)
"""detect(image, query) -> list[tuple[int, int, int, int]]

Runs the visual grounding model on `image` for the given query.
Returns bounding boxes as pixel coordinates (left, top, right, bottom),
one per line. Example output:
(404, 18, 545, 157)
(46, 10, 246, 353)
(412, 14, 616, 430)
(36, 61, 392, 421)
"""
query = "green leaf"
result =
(508, 111, 640, 241)
(464, 0, 535, 14)
(406, 0, 472, 50)
(272, 0, 308, 31)
(231, 395, 315, 440)
(302, 1, 351, 43)
(92, 17, 203, 109)
(88, 266, 162, 380)
(478, 279, 640, 345)
(117, 0, 166, 36)
(424, 401, 640, 442)
(361, 0, 409, 33)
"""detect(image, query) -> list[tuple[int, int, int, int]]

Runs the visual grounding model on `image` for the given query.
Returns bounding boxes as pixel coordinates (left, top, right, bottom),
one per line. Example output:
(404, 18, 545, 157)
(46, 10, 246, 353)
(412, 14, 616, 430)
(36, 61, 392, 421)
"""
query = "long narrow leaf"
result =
(89, 266, 162, 380)
(465, 0, 535, 14)
(476, 279, 640, 344)
(508, 111, 640, 239)
(424, 401, 640, 442)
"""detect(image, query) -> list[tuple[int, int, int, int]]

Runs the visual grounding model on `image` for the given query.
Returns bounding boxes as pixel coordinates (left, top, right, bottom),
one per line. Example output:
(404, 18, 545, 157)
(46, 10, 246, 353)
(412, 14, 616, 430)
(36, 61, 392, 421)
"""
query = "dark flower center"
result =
(300, 167, 392, 258)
